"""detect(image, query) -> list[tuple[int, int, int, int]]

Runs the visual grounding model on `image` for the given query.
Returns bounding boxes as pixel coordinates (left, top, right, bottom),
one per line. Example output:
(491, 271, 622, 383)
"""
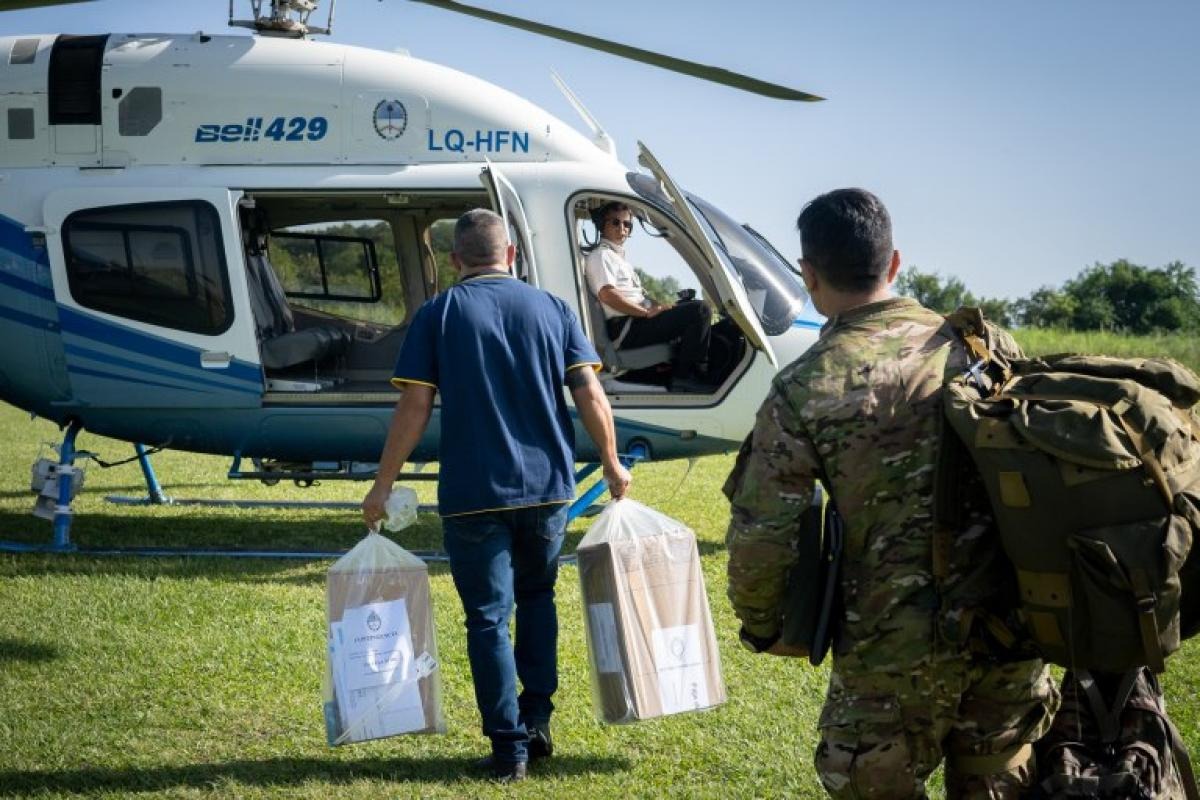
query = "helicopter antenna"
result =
(229, 0, 336, 38)
(550, 71, 616, 158)
(408, 0, 823, 102)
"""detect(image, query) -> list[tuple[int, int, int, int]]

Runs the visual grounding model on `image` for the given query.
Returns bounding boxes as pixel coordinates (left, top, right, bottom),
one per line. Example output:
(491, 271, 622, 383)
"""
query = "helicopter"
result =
(0, 0, 825, 554)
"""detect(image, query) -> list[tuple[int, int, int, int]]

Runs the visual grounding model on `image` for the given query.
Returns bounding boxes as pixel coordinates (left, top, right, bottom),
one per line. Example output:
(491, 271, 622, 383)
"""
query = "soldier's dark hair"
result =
(796, 188, 893, 293)
(454, 208, 510, 268)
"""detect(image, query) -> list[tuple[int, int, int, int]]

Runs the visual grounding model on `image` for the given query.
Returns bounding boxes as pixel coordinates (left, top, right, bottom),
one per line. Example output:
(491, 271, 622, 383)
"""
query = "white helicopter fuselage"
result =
(0, 32, 819, 465)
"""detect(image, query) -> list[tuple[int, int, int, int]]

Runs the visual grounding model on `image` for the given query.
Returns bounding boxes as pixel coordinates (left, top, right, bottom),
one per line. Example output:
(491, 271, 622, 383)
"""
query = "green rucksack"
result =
(938, 308, 1200, 674)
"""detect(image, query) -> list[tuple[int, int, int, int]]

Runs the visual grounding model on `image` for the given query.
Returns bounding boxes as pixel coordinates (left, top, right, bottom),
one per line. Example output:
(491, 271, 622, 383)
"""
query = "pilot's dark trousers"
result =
(607, 299, 711, 379)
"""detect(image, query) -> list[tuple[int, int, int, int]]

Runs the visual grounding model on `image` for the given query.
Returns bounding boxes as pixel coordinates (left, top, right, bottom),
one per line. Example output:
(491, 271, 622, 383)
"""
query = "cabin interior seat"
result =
(584, 291, 674, 373)
(244, 234, 351, 371)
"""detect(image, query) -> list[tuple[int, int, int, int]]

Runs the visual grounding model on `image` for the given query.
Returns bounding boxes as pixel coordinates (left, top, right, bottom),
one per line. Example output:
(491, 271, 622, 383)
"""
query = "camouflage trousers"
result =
(815, 654, 1059, 799)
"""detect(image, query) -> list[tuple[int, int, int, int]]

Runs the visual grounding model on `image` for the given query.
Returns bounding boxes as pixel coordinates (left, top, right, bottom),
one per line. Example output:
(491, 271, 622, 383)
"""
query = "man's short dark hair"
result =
(454, 208, 509, 268)
(796, 188, 893, 293)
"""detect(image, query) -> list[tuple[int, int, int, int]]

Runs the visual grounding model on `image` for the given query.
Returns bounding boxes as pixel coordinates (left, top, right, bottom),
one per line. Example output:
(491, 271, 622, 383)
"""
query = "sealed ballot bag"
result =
(323, 532, 445, 745)
(576, 500, 726, 724)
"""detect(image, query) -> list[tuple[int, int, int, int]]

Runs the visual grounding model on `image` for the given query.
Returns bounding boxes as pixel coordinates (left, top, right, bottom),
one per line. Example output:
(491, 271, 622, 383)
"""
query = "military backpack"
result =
(938, 308, 1200, 673)
(936, 308, 1200, 799)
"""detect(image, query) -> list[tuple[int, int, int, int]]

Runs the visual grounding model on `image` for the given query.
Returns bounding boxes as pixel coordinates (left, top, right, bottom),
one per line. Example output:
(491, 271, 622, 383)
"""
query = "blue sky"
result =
(5, 0, 1198, 301)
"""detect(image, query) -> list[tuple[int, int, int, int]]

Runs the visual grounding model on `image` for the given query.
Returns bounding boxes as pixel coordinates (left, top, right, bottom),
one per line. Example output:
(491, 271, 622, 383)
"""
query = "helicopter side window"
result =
(269, 230, 380, 301)
(267, 219, 399, 325)
(428, 217, 459, 293)
(63, 201, 232, 335)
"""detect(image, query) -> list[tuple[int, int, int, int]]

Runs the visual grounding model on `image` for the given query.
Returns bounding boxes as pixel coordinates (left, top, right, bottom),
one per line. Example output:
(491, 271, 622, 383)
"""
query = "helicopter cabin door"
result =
(636, 143, 778, 368)
(42, 187, 263, 409)
(479, 164, 539, 286)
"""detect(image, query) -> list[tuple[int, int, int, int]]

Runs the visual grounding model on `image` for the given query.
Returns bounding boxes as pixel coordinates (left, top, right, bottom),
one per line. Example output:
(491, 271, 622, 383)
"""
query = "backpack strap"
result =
(1149, 669, 1200, 800)
(1127, 567, 1167, 675)
(1077, 669, 1140, 744)
(1166, 714, 1200, 800)
(943, 307, 991, 364)
(1076, 670, 1200, 800)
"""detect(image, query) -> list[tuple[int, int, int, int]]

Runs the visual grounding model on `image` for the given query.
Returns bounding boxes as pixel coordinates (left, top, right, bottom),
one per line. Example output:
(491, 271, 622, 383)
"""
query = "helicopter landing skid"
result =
(103, 450, 438, 512)
(1, 432, 646, 560)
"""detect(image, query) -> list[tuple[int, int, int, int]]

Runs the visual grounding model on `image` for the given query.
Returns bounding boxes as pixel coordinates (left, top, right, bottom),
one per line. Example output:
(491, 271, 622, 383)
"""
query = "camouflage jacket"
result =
(725, 297, 1024, 672)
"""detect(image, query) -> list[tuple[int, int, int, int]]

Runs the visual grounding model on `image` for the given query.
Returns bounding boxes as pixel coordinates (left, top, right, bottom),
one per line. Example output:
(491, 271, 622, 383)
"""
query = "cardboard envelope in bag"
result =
(577, 500, 726, 724)
(323, 533, 445, 744)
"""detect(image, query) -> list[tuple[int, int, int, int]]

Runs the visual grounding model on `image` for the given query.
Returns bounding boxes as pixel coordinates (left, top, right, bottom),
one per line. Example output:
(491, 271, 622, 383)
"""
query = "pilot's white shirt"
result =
(584, 239, 651, 320)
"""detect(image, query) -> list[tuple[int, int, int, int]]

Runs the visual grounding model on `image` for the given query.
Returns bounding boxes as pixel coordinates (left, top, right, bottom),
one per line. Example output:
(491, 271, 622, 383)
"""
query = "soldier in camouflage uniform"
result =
(725, 188, 1059, 798)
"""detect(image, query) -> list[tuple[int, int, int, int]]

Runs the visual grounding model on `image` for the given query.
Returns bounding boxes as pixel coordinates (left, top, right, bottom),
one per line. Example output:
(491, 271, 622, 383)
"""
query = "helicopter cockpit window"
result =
(63, 201, 232, 335)
(685, 195, 807, 336)
(626, 172, 807, 337)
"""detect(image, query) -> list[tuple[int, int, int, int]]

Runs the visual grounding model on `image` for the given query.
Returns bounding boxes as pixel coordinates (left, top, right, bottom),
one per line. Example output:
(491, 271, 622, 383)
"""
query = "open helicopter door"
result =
(636, 143, 778, 368)
(41, 187, 264, 409)
(480, 163, 539, 285)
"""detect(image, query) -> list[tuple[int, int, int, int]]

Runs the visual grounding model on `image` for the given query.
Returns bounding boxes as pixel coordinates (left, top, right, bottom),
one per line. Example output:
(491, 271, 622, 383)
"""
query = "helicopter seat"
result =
(585, 292, 674, 374)
(245, 247, 351, 372)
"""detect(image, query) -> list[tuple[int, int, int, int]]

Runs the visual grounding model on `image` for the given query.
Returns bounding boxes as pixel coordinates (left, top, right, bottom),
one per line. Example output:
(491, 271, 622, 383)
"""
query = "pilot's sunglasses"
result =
(607, 218, 634, 231)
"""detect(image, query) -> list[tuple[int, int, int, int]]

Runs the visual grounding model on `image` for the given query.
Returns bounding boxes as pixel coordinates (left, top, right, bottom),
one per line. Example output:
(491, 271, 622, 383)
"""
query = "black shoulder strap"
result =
(1168, 717, 1200, 800)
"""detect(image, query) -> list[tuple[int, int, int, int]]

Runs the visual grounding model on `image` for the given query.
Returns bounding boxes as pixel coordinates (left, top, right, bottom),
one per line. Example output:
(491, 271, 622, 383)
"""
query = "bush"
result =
(1016, 260, 1200, 334)
(895, 267, 1015, 326)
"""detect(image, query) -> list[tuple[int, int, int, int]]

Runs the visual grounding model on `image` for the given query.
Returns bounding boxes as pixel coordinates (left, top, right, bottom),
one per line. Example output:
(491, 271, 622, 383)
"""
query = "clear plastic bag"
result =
(322, 532, 445, 745)
(382, 486, 418, 532)
(576, 499, 726, 724)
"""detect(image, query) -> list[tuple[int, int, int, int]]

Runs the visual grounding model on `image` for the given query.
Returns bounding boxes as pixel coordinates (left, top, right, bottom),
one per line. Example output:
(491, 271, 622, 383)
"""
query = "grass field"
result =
(2, 328, 1199, 799)
(1013, 327, 1200, 373)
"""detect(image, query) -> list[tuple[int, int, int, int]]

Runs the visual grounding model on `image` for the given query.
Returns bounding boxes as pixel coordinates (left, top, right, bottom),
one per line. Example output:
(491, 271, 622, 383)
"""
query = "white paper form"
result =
(651, 624, 709, 715)
(330, 598, 426, 739)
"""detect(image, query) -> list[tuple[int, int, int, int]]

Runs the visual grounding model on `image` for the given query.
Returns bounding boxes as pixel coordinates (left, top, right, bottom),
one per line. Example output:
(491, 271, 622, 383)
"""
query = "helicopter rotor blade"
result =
(407, 0, 824, 102)
(0, 0, 93, 9)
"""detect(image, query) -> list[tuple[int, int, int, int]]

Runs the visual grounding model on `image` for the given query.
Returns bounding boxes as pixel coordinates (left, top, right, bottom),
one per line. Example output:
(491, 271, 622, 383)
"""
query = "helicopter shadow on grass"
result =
(0, 754, 632, 796)
(0, 637, 60, 664)
(0, 482, 245, 501)
(0, 498, 729, 584)
(0, 508, 455, 584)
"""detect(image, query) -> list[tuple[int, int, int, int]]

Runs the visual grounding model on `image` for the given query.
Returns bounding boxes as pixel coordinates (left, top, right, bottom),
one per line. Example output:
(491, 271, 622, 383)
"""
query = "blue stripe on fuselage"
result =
(792, 318, 823, 330)
(64, 343, 261, 396)
(0, 269, 55, 302)
(0, 302, 57, 331)
(58, 307, 261, 385)
(0, 213, 49, 266)
(66, 364, 215, 395)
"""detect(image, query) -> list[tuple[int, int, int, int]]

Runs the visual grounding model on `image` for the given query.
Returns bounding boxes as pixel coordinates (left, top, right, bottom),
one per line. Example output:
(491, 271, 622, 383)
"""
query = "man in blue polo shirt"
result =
(362, 208, 630, 783)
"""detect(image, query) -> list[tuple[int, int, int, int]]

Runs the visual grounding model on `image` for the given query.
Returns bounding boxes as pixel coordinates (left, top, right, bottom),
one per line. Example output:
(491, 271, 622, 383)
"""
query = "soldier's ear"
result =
(886, 250, 901, 285)
(798, 258, 819, 293)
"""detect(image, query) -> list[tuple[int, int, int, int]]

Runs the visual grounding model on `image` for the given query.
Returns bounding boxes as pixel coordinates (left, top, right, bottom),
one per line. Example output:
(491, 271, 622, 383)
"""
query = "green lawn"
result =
(2, 327, 1199, 798)
(1013, 327, 1200, 373)
(0, 404, 834, 799)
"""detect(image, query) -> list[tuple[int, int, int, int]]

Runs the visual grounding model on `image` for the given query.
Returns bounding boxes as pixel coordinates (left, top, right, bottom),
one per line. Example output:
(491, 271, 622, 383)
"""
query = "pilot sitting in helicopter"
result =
(584, 202, 712, 389)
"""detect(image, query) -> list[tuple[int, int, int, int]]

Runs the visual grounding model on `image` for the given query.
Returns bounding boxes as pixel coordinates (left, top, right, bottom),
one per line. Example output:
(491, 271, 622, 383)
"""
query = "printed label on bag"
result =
(652, 624, 709, 714)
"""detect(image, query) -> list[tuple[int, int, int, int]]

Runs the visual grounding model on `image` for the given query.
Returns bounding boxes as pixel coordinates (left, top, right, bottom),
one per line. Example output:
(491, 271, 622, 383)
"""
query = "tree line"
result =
(897, 259, 1200, 333)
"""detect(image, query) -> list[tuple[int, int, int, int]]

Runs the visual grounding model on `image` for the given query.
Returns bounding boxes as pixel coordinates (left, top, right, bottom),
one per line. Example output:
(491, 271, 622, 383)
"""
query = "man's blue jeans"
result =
(442, 502, 568, 764)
